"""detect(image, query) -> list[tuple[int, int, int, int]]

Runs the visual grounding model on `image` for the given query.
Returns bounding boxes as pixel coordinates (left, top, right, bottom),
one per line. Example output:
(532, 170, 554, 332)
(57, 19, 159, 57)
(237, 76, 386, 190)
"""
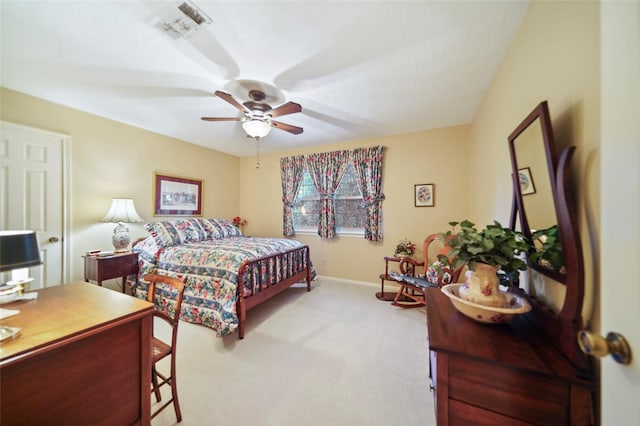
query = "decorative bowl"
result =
(441, 283, 531, 324)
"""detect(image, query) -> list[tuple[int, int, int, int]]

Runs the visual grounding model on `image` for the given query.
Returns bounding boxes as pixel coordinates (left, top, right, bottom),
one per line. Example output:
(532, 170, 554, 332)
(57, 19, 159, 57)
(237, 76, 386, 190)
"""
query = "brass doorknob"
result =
(577, 330, 632, 365)
(49, 236, 60, 243)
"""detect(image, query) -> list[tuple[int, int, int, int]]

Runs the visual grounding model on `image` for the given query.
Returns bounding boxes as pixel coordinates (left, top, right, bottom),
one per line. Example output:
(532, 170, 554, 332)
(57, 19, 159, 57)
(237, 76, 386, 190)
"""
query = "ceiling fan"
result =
(202, 90, 303, 139)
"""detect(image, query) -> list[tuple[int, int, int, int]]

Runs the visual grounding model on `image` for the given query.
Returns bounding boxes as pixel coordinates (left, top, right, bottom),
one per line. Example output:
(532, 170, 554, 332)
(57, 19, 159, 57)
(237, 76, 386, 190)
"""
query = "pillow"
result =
(216, 218, 243, 237)
(197, 218, 222, 239)
(425, 260, 454, 287)
(198, 218, 242, 239)
(144, 218, 208, 247)
(132, 234, 161, 259)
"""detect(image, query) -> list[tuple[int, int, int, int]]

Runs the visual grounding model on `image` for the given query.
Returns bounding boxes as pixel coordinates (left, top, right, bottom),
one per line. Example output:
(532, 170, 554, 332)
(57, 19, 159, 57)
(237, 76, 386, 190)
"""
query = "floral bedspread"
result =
(131, 236, 311, 336)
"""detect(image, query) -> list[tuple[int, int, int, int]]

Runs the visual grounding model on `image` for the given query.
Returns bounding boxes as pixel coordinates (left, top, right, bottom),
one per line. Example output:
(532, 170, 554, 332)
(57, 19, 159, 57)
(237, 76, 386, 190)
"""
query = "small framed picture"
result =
(415, 183, 435, 207)
(518, 167, 536, 195)
(154, 173, 203, 216)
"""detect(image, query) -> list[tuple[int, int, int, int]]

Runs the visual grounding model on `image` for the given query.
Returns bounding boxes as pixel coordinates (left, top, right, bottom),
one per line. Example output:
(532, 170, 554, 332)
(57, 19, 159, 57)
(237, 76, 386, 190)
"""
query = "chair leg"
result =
(151, 366, 162, 403)
(170, 355, 182, 422)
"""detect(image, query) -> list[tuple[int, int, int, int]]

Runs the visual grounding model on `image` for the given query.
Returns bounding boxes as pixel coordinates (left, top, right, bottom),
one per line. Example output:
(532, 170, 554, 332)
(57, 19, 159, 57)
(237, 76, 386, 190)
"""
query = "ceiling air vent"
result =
(153, 0, 212, 39)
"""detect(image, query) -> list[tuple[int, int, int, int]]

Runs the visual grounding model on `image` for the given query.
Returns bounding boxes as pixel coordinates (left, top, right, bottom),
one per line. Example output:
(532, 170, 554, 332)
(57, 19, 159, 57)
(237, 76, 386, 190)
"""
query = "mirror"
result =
(508, 101, 566, 282)
(508, 101, 588, 374)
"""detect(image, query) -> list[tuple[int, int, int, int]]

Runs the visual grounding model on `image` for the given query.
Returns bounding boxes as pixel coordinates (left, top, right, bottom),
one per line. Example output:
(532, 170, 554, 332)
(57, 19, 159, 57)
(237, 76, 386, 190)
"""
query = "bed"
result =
(129, 218, 313, 339)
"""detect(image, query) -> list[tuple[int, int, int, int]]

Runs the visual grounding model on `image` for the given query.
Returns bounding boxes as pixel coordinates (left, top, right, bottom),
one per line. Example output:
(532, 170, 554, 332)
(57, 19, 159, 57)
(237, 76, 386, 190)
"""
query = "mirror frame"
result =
(509, 101, 565, 282)
(508, 101, 588, 374)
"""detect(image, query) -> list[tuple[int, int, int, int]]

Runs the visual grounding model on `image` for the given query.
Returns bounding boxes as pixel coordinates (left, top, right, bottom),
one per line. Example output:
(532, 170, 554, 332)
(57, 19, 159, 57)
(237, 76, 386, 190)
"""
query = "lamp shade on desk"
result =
(0, 230, 42, 272)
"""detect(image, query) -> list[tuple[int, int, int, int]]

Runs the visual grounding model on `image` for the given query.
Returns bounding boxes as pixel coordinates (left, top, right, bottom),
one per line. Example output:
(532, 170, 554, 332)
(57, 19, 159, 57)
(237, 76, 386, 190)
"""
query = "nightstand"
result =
(84, 252, 139, 293)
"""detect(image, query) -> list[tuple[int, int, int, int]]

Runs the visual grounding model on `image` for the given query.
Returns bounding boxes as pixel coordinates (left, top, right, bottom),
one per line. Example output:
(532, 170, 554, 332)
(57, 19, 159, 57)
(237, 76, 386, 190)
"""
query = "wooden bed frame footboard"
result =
(236, 245, 312, 339)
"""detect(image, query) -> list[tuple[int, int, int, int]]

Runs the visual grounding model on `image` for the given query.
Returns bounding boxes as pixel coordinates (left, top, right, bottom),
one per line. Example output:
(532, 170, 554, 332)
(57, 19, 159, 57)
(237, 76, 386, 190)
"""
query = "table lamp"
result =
(0, 230, 42, 288)
(101, 198, 143, 251)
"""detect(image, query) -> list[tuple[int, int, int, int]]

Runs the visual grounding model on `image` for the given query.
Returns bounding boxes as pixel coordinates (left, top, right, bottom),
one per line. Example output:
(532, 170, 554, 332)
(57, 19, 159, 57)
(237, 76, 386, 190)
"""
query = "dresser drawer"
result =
(447, 354, 568, 425)
(448, 399, 534, 426)
(102, 254, 138, 270)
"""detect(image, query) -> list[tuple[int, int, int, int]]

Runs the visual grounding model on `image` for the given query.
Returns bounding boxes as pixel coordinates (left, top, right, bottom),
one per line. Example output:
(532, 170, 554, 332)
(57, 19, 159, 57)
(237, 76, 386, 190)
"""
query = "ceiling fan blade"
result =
(269, 101, 302, 118)
(201, 117, 243, 122)
(214, 91, 250, 113)
(271, 120, 304, 135)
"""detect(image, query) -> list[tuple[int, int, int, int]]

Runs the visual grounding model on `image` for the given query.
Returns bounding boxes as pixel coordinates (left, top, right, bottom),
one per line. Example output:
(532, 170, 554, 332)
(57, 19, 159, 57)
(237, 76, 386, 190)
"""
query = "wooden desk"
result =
(0, 282, 153, 426)
(425, 287, 593, 425)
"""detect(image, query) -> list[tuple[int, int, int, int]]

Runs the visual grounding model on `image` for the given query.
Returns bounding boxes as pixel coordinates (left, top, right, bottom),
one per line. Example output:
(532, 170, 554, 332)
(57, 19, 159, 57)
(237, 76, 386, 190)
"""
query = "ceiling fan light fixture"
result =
(203, 90, 303, 137)
(242, 119, 271, 139)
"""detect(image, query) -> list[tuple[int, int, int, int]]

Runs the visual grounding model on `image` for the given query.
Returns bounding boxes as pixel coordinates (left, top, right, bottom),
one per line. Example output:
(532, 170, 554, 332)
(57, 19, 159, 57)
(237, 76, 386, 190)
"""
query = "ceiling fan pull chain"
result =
(255, 139, 261, 169)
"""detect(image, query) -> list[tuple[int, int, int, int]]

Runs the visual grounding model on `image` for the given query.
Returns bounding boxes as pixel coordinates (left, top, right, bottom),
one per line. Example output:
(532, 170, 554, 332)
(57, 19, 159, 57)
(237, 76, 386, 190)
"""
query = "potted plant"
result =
(394, 238, 416, 258)
(438, 220, 530, 307)
(529, 225, 566, 273)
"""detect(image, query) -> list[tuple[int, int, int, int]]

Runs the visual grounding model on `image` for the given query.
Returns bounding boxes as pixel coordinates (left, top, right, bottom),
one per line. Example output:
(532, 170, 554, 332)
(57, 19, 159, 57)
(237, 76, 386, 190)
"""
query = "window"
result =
(280, 145, 384, 241)
(293, 163, 366, 234)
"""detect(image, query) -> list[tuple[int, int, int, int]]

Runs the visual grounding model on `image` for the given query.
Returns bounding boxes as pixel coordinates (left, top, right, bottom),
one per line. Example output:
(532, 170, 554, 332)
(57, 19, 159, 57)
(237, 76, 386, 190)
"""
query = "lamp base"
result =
(6, 270, 32, 294)
(6, 277, 33, 295)
(112, 223, 131, 251)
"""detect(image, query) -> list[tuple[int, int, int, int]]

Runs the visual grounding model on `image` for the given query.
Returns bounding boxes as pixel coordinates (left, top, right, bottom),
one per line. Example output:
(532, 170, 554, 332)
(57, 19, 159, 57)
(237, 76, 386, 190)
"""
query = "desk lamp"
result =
(0, 230, 42, 290)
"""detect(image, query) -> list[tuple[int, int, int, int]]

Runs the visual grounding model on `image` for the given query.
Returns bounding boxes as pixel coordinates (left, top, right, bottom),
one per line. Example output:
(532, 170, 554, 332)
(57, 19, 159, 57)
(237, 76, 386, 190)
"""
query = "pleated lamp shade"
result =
(101, 198, 143, 250)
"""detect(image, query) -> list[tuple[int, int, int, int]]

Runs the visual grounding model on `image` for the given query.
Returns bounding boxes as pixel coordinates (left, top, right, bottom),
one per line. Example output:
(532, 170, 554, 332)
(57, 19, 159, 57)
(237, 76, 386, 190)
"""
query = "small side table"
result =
(377, 255, 419, 302)
(377, 256, 401, 301)
(84, 252, 139, 293)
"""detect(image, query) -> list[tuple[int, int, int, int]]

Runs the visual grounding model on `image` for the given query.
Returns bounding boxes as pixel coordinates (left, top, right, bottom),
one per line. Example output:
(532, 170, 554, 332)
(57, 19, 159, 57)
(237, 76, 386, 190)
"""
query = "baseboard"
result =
(315, 274, 383, 289)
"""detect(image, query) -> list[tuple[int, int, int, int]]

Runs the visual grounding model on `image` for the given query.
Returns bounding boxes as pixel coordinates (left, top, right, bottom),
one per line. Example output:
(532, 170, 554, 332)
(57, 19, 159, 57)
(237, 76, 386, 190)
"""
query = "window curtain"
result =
(351, 146, 385, 241)
(306, 150, 350, 239)
(279, 155, 306, 236)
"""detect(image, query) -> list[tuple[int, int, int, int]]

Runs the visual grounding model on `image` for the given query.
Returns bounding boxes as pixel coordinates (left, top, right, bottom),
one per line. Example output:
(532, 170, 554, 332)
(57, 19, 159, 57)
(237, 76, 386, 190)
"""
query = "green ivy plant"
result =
(529, 225, 565, 273)
(438, 220, 530, 274)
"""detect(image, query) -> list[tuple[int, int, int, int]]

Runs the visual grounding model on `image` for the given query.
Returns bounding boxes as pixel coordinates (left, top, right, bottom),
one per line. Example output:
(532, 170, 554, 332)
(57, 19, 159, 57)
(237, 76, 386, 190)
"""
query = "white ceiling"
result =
(1, 1, 529, 157)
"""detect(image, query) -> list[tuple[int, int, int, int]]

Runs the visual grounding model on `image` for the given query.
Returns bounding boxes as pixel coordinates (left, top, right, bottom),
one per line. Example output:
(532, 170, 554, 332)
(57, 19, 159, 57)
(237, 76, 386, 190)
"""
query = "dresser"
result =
(0, 282, 153, 425)
(426, 287, 593, 425)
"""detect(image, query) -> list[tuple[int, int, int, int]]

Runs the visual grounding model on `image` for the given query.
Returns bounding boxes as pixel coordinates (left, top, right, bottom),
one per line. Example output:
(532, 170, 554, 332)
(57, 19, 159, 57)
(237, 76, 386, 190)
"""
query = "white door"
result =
(600, 1, 640, 423)
(0, 121, 69, 288)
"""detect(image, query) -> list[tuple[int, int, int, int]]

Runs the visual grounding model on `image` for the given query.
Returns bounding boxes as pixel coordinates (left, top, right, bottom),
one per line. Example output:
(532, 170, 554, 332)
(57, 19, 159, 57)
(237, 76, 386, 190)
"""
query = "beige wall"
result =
(1, 87, 240, 282)
(469, 0, 600, 323)
(239, 127, 471, 281)
(238, 1, 601, 288)
(1, 87, 472, 285)
(0, 0, 618, 417)
(1, 0, 601, 299)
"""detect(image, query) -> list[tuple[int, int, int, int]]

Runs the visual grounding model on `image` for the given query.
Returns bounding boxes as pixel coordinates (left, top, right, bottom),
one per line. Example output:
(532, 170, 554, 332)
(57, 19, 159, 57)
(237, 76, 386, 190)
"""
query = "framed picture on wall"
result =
(415, 183, 435, 207)
(154, 173, 203, 216)
(518, 167, 536, 195)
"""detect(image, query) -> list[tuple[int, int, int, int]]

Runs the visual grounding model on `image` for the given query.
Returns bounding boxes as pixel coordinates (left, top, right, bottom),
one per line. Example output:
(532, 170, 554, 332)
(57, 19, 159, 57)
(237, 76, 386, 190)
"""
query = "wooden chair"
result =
(145, 273, 186, 422)
(391, 233, 465, 308)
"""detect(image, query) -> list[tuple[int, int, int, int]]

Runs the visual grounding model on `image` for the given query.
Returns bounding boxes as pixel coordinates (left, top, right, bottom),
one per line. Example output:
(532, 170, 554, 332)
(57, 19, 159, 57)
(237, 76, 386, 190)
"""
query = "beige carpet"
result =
(150, 277, 437, 426)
